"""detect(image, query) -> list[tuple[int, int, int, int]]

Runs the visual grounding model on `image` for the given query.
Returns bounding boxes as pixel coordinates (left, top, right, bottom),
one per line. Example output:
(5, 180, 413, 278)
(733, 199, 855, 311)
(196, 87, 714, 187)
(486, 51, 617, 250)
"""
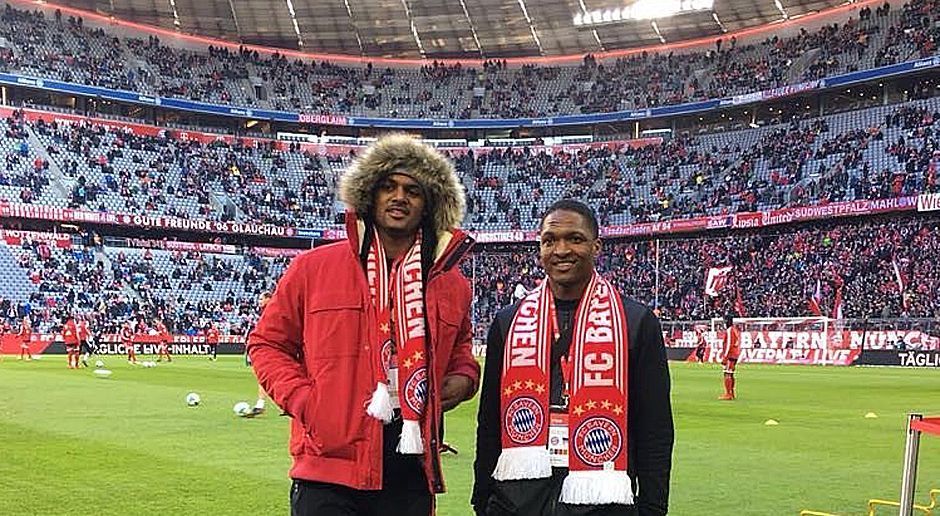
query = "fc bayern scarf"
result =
(364, 227, 428, 455)
(494, 272, 633, 505)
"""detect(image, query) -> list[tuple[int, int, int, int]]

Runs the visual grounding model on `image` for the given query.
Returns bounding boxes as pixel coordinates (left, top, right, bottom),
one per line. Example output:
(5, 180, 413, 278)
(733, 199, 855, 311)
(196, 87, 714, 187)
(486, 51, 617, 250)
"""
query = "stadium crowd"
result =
(3, 213, 936, 342)
(465, 214, 939, 339)
(0, 1, 936, 119)
(0, 231, 286, 339)
(0, 91, 935, 233)
(0, 1, 937, 343)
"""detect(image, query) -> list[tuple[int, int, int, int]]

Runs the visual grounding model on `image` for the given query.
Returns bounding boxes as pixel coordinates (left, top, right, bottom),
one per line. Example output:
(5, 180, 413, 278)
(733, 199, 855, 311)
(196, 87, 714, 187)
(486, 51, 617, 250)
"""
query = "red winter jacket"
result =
(248, 218, 480, 494)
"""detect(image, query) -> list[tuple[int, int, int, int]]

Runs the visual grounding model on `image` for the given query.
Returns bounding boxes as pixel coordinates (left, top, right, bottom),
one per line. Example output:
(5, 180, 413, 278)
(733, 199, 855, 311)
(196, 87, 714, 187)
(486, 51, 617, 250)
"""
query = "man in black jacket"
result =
(472, 200, 674, 515)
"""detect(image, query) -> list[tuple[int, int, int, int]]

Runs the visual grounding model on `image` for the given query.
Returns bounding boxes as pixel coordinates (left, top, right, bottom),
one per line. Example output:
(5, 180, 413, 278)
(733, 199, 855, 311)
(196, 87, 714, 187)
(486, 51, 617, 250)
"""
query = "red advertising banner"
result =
(0, 229, 72, 248)
(0, 333, 246, 356)
(472, 230, 535, 244)
(755, 197, 918, 228)
(97, 333, 245, 345)
(848, 330, 940, 351)
(0, 333, 55, 355)
(0, 201, 297, 238)
(1, 107, 274, 148)
(667, 326, 938, 366)
(298, 113, 349, 126)
(0, 105, 925, 244)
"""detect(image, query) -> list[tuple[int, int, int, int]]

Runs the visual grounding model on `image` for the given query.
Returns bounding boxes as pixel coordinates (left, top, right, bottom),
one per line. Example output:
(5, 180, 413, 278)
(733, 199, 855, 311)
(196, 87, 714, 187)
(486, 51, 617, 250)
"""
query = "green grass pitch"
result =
(0, 356, 937, 515)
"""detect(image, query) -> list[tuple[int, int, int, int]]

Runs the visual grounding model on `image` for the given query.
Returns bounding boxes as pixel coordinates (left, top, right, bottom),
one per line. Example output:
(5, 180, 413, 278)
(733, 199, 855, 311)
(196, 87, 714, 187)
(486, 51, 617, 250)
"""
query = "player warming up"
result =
(78, 316, 93, 368)
(121, 320, 137, 364)
(63, 315, 80, 369)
(18, 316, 32, 361)
(719, 314, 741, 401)
(155, 319, 172, 362)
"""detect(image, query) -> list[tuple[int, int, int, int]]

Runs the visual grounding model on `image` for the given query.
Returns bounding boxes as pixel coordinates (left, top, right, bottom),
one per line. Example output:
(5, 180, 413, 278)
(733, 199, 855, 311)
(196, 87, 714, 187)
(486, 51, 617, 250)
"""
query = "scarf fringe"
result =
(492, 447, 552, 481)
(397, 419, 424, 454)
(366, 382, 394, 423)
(559, 470, 634, 505)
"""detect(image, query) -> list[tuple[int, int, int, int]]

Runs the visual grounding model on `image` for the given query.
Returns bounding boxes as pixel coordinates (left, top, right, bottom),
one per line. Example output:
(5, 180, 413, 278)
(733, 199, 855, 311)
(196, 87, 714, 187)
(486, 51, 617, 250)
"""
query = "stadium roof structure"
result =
(45, 0, 856, 60)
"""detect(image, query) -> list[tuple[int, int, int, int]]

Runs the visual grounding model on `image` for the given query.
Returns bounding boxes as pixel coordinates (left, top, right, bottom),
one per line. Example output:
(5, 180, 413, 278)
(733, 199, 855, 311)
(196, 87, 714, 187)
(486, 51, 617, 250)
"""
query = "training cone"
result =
(865, 412, 878, 419)
(764, 419, 779, 426)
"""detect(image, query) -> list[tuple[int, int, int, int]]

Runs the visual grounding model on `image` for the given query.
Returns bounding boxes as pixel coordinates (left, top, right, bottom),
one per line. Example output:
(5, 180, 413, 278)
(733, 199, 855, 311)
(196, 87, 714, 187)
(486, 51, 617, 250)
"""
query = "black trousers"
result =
(290, 479, 432, 516)
(291, 417, 431, 516)
(482, 470, 637, 516)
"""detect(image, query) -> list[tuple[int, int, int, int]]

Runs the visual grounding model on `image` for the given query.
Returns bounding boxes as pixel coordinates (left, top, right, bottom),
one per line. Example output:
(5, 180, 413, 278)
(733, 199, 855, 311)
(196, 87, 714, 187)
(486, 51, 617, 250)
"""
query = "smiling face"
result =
(371, 173, 426, 238)
(539, 209, 601, 300)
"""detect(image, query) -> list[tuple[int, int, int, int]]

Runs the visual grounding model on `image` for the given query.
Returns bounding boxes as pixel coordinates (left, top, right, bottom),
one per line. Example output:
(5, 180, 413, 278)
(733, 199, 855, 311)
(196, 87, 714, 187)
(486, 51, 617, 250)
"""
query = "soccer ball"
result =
(233, 401, 251, 417)
(95, 360, 105, 368)
(186, 392, 201, 406)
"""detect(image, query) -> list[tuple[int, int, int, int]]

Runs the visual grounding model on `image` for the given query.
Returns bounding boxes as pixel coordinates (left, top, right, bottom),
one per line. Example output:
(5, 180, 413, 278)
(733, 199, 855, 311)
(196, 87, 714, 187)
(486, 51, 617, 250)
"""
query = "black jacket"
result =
(472, 294, 674, 515)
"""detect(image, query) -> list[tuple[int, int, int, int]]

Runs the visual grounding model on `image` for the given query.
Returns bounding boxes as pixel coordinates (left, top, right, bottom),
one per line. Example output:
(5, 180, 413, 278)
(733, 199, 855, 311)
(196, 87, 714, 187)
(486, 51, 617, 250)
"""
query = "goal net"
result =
(707, 316, 859, 365)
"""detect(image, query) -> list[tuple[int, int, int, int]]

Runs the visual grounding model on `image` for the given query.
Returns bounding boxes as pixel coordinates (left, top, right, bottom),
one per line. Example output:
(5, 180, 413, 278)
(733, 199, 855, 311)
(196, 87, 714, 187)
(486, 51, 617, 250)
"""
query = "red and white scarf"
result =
(494, 272, 633, 505)
(364, 227, 428, 454)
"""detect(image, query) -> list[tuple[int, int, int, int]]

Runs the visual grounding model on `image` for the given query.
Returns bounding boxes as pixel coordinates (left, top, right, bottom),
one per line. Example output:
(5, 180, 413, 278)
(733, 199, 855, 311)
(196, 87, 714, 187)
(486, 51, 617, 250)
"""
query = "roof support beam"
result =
(399, 0, 426, 57)
(340, 0, 365, 55)
(576, 0, 605, 51)
(650, 20, 666, 43)
(284, 0, 305, 48)
(457, 0, 485, 58)
(227, 0, 243, 41)
(515, 0, 543, 55)
(167, 0, 181, 29)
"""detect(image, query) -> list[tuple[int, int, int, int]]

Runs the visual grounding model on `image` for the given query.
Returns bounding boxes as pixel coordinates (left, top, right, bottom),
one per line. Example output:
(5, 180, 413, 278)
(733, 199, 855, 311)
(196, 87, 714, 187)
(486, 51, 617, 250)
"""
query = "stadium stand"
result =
(0, 0, 936, 342)
(4, 91, 938, 232)
(0, 1, 935, 118)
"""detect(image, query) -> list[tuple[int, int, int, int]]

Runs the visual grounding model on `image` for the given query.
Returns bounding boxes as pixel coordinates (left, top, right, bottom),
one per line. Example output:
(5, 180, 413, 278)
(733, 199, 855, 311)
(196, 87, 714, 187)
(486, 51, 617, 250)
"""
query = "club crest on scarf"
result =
(505, 396, 545, 445)
(404, 367, 428, 413)
(573, 416, 623, 467)
(381, 339, 394, 375)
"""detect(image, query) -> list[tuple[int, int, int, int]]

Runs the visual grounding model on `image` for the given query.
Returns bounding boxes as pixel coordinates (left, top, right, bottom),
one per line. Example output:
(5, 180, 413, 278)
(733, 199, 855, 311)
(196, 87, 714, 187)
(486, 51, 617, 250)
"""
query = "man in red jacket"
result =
(62, 314, 80, 369)
(719, 314, 741, 400)
(249, 134, 480, 516)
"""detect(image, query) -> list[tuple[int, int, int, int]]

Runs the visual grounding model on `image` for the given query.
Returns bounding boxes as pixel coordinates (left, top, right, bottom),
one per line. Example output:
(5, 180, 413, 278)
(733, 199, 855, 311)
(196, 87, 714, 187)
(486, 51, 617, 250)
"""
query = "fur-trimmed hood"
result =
(338, 133, 466, 233)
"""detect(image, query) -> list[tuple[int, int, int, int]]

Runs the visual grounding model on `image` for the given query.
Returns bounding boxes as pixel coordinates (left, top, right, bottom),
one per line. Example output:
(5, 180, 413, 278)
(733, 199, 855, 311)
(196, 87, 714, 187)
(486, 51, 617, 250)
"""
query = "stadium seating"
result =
(0, 1, 938, 339)
(0, 1, 936, 119)
(0, 232, 288, 335)
(462, 214, 939, 340)
(5, 92, 938, 234)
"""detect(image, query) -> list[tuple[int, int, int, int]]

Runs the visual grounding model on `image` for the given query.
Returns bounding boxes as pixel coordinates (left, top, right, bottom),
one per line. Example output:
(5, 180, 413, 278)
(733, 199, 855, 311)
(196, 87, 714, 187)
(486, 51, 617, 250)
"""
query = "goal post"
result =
(707, 316, 859, 365)
(715, 317, 831, 349)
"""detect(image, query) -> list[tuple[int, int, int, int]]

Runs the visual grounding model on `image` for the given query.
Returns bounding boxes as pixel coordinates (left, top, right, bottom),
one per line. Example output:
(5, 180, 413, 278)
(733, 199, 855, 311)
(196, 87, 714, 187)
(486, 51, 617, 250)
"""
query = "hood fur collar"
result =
(338, 133, 466, 233)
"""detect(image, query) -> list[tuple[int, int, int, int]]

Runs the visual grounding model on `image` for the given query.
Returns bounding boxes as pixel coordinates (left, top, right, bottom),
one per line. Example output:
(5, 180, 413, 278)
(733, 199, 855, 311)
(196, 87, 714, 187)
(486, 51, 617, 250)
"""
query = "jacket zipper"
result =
(424, 235, 473, 492)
